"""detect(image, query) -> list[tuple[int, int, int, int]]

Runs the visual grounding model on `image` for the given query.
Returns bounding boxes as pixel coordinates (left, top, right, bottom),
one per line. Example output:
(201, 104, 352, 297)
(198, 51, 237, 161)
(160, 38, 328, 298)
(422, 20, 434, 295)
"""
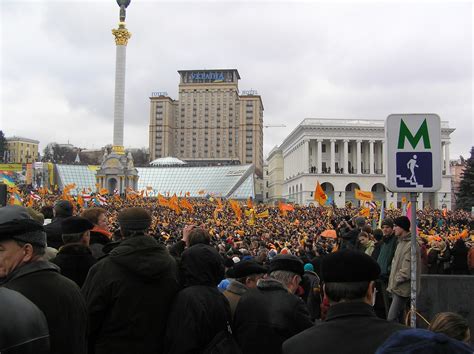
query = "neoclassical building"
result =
(268, 118, 455, 209)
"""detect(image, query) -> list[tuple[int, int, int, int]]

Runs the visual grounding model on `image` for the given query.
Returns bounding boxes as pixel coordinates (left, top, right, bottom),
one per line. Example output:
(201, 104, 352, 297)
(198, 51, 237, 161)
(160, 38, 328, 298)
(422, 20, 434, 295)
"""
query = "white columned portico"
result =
(444, 142, 450, 175)
(330, 139, 336, 174)
(302, 140, 309, 173)
(343, 139, 349, 174)
(369, 140, 375, 175)
(317, 139, 322, 173)
(356, 139, 362, 174)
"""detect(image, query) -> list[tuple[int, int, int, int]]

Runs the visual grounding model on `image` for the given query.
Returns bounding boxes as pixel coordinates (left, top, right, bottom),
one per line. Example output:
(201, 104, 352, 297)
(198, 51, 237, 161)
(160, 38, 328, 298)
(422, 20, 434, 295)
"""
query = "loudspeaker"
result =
(0, 183, 7, 207)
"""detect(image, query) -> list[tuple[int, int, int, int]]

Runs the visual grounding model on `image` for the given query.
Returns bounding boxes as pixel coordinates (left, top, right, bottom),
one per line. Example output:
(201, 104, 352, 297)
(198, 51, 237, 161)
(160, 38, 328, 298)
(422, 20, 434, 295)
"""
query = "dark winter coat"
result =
(88, 229, 111, 259)
(282, 302, 407, 354)
(1, 261, 87, 354)
(44, 216, 68, 249)
(376, 233, 398, 281)
(301, 270, 321, 320)
(233, 278, 313, 354)
(164, 243, 231, 354)
(450, 240, 469, 274)
(0, 287, 50, 354)
(50, 243, 97, 287)
(82, 235, 178, 354)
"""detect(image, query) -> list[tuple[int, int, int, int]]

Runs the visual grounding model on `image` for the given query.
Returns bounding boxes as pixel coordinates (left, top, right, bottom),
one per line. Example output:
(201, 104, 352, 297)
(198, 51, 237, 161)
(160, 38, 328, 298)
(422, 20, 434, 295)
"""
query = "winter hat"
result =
(0, 206, 46, 247)
(268, 249, 278, 260)
(381, 218, 394, 228)
(117, 207, 151, 231)
(232, 256, 241, 264)
(355, 217, 366, 228)
(54, 200, 73, 218)
(217, 279, 230, 292)
(269, 254, 304, 277)
(226, 260, 267, 279)
(304, 263, 314, 272)
(61, 216, 94, 234)
(394, 216, 411, 232)
(321, 249, 380, 283)
(376, 328, 473, 354)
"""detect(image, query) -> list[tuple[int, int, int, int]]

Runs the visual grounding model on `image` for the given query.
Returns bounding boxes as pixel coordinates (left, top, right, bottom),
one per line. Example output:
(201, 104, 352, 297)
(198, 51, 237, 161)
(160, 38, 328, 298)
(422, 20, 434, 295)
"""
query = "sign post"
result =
(385, 114, 442, 328)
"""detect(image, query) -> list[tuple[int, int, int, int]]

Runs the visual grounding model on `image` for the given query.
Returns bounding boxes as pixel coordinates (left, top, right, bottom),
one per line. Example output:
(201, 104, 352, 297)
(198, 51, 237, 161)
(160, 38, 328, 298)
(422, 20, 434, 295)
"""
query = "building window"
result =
(322, 144, 326, 153)
(335, 144, 339, 153)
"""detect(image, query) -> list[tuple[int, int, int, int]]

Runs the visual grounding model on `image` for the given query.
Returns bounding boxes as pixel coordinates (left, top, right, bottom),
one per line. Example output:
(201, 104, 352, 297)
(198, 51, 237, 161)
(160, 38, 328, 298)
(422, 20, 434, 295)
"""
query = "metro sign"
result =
(386, 114, 442, 192)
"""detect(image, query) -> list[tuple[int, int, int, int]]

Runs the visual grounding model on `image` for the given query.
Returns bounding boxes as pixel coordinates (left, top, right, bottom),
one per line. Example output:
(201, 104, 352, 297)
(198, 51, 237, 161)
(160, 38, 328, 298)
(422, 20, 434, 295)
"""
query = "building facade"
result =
(276, 119, 455, 209)
(149, 69, 264, 176)
(266, 146, 284, 204)
(6, 136, 39, 163)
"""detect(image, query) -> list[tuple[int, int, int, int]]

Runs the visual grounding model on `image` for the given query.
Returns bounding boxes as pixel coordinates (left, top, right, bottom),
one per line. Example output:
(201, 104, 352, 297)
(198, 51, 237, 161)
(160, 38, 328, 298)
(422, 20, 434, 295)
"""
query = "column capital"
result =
(343, 139, 350, 143)
(369, 140, 375, 144)
(330, 139, 337, 143)
(356, 139, 362, 144)
(317, 138, 324, 143)
(112, 23, 132, 46)
(444, 141, 451, 145)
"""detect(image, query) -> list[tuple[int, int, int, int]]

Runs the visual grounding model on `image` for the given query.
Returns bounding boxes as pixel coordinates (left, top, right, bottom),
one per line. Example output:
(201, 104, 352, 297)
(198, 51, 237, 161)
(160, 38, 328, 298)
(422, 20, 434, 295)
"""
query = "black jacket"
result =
(301, 270, 321, 320)
(82, 235, 179, 354)
(1, 261, 87, 354)
(50, 243, 97, 287)
(0, 287, 50, 354)
(282, 302, 407, 354)
(233, 279, 313, 354)
(89, 230, 111, 259)
(44, 216, 68, 249)
(165, 243, 231, 354)
(450, 240, 469, 274)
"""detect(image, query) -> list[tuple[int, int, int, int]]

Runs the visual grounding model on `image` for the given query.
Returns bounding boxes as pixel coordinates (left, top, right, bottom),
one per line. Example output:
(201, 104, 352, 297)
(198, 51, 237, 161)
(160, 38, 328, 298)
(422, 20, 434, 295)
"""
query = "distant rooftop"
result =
(6, 136, 39, 144)
(150, 156, 187, 166)
(301, 118, 451, 128)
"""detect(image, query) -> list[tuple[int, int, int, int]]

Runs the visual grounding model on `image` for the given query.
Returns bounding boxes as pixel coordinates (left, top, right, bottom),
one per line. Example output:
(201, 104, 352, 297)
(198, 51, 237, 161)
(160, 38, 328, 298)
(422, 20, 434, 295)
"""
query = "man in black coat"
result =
(82, 207, 179, 354)
(50, 216, 97, 287)
(0, 205, 87, 354)
(165, 242, 232, 353)
(0, 287, 50, 354)
(233, 254, 313, 354)
(44, 200, 74, 249)
(283, 250, 407, 354)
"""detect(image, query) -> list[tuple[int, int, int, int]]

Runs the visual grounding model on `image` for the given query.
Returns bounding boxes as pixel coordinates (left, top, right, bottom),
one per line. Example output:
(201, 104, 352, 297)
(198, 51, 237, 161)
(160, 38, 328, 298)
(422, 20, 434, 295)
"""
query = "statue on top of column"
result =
(117, 0, 131, 22)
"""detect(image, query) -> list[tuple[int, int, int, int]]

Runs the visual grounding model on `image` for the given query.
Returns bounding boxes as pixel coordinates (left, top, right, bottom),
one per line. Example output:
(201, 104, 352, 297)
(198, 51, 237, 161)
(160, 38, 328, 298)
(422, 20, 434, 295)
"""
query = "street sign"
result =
(386, 114, 442, 192)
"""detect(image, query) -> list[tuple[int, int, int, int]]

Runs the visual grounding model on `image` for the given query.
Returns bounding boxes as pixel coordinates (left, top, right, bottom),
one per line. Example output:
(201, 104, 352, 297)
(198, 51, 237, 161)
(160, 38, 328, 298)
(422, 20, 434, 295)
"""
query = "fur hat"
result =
(394, 216, 411, 232)
(61, 216, 94, 235)
(117, 207, 151, 231)
(321, 249, 380, 282)
(0, 206, 46, 247)
(226, 260, 267, 279)
(269, 254, 304, 277)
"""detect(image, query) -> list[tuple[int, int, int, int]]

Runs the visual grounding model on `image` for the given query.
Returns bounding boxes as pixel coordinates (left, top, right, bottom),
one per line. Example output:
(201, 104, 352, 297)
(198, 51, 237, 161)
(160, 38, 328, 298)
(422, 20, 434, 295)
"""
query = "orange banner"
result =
(354, 189, 374, 201)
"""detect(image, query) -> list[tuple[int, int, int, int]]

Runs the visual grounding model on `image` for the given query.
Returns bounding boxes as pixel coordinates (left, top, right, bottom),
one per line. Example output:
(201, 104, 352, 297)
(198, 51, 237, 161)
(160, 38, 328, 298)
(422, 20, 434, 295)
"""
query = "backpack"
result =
(202, 322, 242, 354)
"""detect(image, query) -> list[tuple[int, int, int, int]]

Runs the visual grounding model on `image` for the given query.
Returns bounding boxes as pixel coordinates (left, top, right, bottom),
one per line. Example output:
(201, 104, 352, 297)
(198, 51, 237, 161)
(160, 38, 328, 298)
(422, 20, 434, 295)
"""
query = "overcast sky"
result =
(1, 0, 472, 160)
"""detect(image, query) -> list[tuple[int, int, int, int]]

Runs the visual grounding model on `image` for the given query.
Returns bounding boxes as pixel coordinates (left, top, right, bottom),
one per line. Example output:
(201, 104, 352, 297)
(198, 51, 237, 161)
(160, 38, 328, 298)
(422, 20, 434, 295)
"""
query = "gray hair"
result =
(269, 270, 300, 287)
(62, 232, 84, 244)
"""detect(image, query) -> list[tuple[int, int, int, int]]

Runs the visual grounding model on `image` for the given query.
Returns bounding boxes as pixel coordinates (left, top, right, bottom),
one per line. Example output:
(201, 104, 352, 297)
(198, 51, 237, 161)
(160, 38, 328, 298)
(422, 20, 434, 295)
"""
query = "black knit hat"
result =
(269, 254, 304, 277)
(61, 216, 94, 234)
(321, 249, 380, 282)
(226, 260, 267, 279)
(394, 216, 411, 232)
(118, 207, 151, 231)
(381, 218, 394, 228)
(54, 200, 73, 217)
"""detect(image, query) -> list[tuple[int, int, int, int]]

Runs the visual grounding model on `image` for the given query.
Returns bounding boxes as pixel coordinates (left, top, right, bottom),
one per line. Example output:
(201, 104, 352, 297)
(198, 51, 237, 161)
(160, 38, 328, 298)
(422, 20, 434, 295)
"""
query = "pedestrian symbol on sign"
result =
(396, 152, 432, 188)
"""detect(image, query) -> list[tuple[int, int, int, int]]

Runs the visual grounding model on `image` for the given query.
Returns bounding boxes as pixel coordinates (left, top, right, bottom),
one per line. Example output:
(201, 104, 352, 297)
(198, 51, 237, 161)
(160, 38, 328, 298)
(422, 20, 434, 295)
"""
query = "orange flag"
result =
(229, 200, 242, 222)
(354, 189, 374, 201)
(247, 197, 253, 209)
(180, 198, 194, 213)
(158, 194, 169, 207)
(314, 181, 328, 206)
(77, 195, 84, 208)
(278, 202, 294, 216)
(168, 194, 181, 214)
(359, 207, 370, 217)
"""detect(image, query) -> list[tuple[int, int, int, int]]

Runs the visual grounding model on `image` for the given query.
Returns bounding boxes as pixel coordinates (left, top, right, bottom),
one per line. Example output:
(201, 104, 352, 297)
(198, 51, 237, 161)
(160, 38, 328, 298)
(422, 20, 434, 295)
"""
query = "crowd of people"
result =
(1, 192, 473, 353)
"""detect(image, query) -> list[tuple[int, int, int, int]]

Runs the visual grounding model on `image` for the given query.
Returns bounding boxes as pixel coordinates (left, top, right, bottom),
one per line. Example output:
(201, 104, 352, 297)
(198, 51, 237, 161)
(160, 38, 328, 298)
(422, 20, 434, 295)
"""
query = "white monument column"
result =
(382, 140, 386, 174)
(369, 140, 375, 175)
(444, 142, 450, 175)
(356, 139, 362, 174)
(330, 139, 336, 174)
(343, 139, 349, 174)
(302, 140, 309, 173)
(317, 139, 322, 173)
(111, 22, 131, 154)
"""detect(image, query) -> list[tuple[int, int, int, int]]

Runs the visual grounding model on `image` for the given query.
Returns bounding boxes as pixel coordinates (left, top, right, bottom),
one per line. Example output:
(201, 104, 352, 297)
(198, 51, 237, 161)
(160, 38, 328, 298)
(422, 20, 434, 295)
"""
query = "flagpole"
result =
(409, 192, 418, 328)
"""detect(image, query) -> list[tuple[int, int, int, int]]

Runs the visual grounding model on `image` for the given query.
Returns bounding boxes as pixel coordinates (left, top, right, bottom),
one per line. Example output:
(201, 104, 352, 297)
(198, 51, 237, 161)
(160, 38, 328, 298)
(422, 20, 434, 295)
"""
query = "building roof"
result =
(178, 69, 241, 80)
(149, 157, 187, 166)
(55, 163, 255, 199)
(6, 136, 39, 144)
